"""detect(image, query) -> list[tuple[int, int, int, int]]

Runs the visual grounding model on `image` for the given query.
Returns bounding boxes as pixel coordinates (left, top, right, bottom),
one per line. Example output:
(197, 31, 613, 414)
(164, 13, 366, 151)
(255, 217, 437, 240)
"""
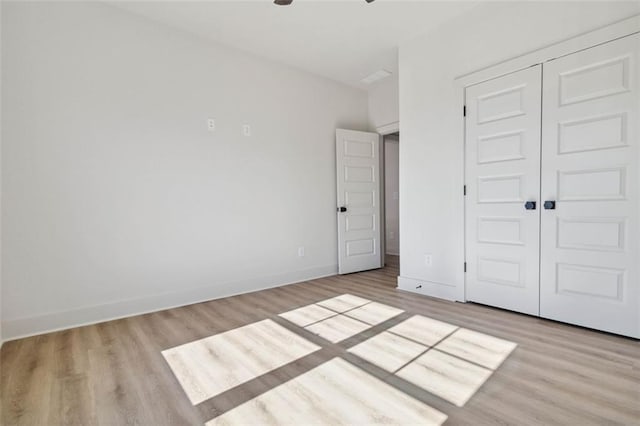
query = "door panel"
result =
(540, 34, 639, 338)
(336, 129, 382, 274)
(465, 65, 542, 316)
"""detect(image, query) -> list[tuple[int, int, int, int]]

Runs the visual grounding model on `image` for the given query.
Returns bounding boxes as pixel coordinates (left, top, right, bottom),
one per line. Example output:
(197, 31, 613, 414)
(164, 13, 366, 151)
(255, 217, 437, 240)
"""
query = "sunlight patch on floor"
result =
(343, 301, 405, 325)
(396, 349, 493, 407)
(305, 314, 371, 343)
(162, 319, 320, 405)
(435, 328, 517, 370)
(279, 294, 405, 342)
(348, 331, 425, 372)
(348, 314, 517, 407)
(163, 296, 516, 416)
(388, 314, 459, 346)
(278, 303, 337, 327)
(316, 294, 370, 313)
(206, 358, 448, 426)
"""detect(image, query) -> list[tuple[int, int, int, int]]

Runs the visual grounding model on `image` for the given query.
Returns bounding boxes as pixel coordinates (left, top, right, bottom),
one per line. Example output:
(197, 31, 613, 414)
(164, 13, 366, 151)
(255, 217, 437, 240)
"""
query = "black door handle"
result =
(338, 206, 347, 212)
(544, 200, 556, 210)
(524, 201, 536, 210)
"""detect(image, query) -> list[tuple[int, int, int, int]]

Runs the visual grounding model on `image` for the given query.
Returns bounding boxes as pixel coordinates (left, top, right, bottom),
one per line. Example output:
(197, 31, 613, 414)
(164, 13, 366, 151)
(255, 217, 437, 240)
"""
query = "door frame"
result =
(377, 121, 400, 267)
(456, 15, 640, 303)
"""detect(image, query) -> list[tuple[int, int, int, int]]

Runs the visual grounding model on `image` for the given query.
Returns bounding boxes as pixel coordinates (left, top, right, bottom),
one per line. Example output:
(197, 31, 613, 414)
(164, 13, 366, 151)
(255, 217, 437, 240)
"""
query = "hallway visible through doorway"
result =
(384, 132, 399, 269)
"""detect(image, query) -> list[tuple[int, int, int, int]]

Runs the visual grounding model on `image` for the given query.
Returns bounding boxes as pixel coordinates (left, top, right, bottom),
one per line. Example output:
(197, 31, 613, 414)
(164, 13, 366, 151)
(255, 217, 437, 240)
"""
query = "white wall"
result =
(1, 2, 368, 340)
(368, 73, 399, 130)
(398, 1, 640, 299)
(384, 137, 399, 255)
(0, 0, 3, 346)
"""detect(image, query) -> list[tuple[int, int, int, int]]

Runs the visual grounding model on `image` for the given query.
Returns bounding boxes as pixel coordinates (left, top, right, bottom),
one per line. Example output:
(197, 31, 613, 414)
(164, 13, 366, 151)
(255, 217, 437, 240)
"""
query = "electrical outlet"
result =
(243, 124, 251, 136)
(298, 247, 305, 257)
(207, 118, 215, 131)
(424, 254, 433, 267)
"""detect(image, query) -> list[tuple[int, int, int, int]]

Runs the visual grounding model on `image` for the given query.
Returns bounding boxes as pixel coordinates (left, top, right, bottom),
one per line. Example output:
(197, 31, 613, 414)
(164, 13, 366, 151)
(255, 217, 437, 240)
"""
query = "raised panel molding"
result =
(557, 217, 625, 252)
(346, 214, 375, 232)
(559, 55, 630, 105)
(558, 112, 627, 154)
(344, 166, 374, 183)
(556, 263, 624, 301)
(477, 217, 524, 246)
(344, 140, 375, 158)
(477, 130, 525, 164)
(557, 167, 626, 201)
(346, 239, 376, 257)
(477, 257, 523, 288)
(476, 84, 526, 124)
(477, 174, 524, 203)
(345, 191, 375, 207)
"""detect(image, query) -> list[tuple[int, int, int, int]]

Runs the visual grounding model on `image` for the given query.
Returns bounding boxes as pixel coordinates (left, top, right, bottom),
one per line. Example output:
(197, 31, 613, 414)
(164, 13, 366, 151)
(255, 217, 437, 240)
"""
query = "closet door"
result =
(465, 65, 542, 316)
(540, 34, 640, 338)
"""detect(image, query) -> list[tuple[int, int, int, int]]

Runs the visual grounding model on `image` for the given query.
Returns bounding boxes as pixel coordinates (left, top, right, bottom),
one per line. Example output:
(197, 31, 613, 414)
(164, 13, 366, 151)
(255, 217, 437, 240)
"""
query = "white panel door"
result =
(465, 65, 542, 316)
(540, 34, 640, 338)
(336, 129, 382, 274)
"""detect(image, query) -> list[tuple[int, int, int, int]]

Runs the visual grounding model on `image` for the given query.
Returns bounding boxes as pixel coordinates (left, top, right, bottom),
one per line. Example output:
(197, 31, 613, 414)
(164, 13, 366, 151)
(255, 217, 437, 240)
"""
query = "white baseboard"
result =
(2, 264, 338, 342)
(397, 276, 460, 302)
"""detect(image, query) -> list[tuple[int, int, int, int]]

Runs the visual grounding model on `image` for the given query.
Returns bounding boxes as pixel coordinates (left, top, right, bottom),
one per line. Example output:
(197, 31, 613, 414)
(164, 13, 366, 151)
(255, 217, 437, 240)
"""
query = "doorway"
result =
(383, 132, 400, 273)
(334, 127, 400, 276)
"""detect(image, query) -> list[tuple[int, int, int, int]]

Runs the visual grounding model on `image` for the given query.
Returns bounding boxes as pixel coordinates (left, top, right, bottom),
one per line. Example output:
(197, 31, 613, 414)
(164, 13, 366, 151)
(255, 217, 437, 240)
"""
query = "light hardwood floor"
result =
(1, 255, 639, 425)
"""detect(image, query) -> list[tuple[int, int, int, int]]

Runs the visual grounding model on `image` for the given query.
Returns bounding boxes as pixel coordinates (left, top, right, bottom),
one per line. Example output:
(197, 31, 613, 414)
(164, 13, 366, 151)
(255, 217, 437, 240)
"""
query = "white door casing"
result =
(336, 129, 382, 274)
(465, 65, 542, 316)
(540, 34, 640, 338)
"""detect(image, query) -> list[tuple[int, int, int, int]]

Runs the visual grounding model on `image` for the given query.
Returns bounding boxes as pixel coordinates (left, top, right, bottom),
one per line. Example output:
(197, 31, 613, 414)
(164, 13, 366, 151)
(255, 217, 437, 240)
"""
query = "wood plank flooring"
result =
(1, 255, 639, 425)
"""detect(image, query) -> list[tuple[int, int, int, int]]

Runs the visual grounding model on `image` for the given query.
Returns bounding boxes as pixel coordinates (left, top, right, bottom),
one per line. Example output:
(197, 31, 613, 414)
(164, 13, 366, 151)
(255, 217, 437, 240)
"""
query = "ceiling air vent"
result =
(361, 70, 392, 85)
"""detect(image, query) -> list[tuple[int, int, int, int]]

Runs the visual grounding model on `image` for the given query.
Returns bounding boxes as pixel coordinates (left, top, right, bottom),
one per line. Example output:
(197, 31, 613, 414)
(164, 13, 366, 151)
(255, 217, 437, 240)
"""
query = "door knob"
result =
(524, 201, 536, 210)
(544, 200, 556, 210)
(338, 206, 347, 212)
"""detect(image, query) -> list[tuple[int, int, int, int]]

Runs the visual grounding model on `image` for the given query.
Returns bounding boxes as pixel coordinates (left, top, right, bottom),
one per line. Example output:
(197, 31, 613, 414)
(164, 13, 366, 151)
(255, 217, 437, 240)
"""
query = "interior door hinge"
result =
(463, 105, 467, 117)
(463, 185, 467, 196)
(464, 262, 467, 273)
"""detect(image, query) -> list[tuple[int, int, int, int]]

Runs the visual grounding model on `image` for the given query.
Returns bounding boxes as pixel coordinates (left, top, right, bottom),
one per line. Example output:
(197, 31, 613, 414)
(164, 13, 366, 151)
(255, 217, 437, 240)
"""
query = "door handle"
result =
(338, 206, 347, 212)
(544, 200, 556, 210)
(524, 201, 537, 210)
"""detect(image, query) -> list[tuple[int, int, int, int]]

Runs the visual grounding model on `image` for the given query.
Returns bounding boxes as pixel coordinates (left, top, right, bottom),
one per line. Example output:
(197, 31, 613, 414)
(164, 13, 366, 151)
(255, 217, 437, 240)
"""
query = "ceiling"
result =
(111, 0, 479, 90)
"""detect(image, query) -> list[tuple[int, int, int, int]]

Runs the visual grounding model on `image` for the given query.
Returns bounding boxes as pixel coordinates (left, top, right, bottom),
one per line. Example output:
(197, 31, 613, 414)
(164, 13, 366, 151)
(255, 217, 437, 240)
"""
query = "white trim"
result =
(376, 121, 400, 136)
(456, 15, 640, 86)
(456, 15, 640, 305)
(379, 133, 386, 267)
(397, 276, 459, 302)
(2, 264, 338, 342)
